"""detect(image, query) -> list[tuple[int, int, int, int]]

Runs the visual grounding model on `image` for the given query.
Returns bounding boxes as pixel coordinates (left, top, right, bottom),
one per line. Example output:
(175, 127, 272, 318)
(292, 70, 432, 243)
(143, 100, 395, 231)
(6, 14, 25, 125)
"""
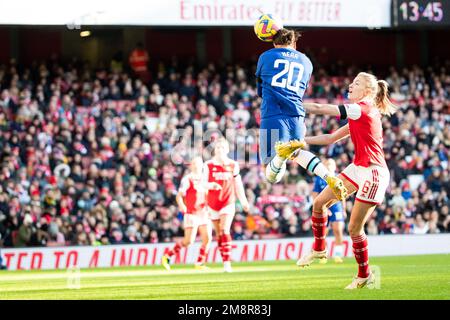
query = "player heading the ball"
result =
(255, 21, 347, 201)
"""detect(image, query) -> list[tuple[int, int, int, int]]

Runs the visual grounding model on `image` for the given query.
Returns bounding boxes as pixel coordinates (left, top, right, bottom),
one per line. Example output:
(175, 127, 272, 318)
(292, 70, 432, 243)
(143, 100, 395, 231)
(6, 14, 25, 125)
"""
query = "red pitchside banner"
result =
(1, 234, 450, 271)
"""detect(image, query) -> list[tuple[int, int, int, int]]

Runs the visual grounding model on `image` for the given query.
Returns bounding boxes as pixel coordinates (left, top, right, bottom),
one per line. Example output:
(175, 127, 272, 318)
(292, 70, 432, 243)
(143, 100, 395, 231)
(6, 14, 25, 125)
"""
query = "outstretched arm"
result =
(234, 175, 250, 213)
(304, 103, 340, 117)
(305, 124, 350, 145)
(305, 102, 362, 121)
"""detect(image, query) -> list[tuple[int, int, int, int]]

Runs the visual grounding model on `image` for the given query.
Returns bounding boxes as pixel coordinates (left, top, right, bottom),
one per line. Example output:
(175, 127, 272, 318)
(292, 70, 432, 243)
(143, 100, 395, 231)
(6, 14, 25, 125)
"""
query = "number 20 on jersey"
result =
(271, 59, 304, 93)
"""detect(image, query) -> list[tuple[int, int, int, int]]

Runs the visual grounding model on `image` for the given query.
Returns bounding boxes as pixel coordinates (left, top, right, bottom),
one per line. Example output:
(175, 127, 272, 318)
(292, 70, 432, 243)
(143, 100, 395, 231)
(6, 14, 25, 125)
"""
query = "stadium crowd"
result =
(0, 53, 449, 249)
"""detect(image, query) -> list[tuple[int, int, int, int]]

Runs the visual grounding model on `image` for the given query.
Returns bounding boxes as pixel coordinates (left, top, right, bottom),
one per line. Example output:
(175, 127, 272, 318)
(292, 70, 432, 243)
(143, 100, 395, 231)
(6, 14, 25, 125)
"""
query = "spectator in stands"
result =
(15, 214, 34, 247)
(413, 214, 429, 234)
(129, 42, 150, 83)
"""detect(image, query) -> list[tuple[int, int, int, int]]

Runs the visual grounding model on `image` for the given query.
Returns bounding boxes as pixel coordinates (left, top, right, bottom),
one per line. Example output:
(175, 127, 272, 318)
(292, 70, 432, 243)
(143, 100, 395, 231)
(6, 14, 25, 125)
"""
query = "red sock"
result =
(312, 211, 328, 251)
(167, 242, 182, 257)
(351, 233, 370, 278)
(220, 234, 232, 262)
(217, 235, 223, 254)
(196, 245, 208, 264)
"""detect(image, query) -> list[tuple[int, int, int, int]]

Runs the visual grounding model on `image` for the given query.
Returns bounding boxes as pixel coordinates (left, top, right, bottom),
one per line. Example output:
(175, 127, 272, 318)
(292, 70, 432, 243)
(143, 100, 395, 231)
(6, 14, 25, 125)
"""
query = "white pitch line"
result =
(0, 266, 293, 282)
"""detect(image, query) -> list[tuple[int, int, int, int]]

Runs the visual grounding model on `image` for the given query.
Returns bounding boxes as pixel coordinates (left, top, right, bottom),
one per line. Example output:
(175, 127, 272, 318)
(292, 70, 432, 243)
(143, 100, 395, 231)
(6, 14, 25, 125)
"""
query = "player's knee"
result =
(202, 239, 211, 248)
(347, 222, 362, 237)
(312, 197, 327, 215)
(333, 229, 343, 242)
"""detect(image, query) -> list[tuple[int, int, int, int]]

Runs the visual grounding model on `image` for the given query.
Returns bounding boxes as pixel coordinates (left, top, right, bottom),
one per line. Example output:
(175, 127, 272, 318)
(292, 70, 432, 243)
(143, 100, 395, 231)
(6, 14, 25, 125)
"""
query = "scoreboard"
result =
(392, 0, 450, 26)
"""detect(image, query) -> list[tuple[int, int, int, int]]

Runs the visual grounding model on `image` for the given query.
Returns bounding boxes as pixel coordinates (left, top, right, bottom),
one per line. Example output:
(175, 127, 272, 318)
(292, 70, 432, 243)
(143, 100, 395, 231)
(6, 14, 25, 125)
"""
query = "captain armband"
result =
(338, 104, 347, 120)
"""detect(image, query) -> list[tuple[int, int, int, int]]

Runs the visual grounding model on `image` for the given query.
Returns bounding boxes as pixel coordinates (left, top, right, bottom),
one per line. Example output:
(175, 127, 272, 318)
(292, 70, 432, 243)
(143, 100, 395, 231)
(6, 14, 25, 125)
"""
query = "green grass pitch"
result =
(0, 254, 449, 300)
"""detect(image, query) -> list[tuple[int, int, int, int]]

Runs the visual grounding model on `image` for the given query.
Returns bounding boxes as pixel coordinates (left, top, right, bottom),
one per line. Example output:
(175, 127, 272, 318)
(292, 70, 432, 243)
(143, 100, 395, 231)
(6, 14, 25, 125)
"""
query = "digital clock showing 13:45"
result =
(394, 0, 450, 26)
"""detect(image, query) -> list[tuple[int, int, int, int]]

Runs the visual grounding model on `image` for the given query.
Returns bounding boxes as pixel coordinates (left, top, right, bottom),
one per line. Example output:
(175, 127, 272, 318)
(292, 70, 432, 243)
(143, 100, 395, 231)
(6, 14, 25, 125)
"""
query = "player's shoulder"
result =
(181, 173, 192, 181)
(230, 159, 240, 175)
(294, 50, 312, 66)
(231, 159, 240, 169)
(223, 158, 240, 173)
(179, 174, 192, 190)
(223, 157, 239, 167)
(356, 101, 380, 116)
(259, 48, 278, 60)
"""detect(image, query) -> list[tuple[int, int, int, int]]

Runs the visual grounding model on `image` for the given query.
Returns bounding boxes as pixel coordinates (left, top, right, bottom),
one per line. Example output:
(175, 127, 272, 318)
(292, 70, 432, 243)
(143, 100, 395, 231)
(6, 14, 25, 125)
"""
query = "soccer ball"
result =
(254, 14, 284, 42)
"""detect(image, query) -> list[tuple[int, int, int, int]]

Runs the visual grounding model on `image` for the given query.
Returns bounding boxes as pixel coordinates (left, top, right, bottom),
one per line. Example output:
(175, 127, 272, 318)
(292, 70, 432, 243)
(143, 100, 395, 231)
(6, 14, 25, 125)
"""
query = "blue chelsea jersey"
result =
(256, 47, 313, 119)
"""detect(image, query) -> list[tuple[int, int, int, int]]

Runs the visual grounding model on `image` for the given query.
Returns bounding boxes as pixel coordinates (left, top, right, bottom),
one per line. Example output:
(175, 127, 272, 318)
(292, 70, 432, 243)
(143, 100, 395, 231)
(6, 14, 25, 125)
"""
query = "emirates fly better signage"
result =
(0, 0, 391, 27)
(1, 234, 449, 271)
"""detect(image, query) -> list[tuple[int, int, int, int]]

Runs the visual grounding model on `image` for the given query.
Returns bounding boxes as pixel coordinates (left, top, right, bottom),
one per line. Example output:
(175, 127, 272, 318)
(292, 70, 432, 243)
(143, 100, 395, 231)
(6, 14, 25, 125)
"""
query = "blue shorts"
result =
(328, 204, 345, 223)
(259, 116, 306, 164)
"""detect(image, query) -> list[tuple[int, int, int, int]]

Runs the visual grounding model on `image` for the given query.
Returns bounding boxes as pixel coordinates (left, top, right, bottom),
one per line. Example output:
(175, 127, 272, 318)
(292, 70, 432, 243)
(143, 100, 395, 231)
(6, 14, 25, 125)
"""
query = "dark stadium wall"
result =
(303, 29, 398, 67)
(18, 28, 61, 64)
(1, 27, 448, 69)
(231, 27, 270, 64)
(402, 31, 422, 67)
(205, 28, 224, 63)
(428, 30, 450, 64)
(231, 28, 398, 67)
(0, 28, 10, 63)
(145, 28, 198, 64)
(145, 28, 225, 65)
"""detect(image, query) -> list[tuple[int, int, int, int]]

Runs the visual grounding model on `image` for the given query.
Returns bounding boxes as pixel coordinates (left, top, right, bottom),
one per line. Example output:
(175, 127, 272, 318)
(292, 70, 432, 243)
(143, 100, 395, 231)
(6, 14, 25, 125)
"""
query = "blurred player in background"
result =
(162, 157, 221, 271)
(255, 28, 347, 201)
(205, 138, 250, 273)
(294, 72, 395, 289)
(312, 159, 345, 264)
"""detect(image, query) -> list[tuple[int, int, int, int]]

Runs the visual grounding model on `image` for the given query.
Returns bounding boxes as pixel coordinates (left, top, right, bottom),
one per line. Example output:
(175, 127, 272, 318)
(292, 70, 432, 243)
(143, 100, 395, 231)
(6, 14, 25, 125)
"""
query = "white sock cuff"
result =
(295, 150, 329, 180)
(272, 155, 286, 169)
(295, 150, 316, 168)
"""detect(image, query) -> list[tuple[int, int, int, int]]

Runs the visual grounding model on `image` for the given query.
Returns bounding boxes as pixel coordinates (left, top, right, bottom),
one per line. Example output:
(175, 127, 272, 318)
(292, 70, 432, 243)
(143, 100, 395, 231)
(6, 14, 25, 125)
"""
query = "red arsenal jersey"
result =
(178, 173, 206, 214)
(346, 102, 387, 168)
(205, 159, 240, 211)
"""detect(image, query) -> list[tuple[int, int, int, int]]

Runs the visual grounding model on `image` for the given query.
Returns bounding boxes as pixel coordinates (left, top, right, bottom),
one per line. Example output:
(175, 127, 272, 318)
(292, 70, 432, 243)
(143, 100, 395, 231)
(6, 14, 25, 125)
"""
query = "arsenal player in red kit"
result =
(162, 157, 221, 270)
(282, 72, 396, 289)
(204, 138, 250, 272)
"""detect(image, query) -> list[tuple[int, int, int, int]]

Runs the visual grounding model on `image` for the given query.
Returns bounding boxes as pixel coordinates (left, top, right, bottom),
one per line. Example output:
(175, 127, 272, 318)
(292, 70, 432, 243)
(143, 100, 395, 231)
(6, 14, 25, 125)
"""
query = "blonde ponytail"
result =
(375, 80, 396, 116)
(357, 72, 397, 116)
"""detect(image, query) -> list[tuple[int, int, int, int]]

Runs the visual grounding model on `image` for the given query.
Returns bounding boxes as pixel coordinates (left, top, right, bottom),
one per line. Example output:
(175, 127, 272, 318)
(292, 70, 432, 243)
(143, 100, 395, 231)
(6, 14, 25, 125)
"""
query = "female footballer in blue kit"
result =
(255, 28, 347, 201)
